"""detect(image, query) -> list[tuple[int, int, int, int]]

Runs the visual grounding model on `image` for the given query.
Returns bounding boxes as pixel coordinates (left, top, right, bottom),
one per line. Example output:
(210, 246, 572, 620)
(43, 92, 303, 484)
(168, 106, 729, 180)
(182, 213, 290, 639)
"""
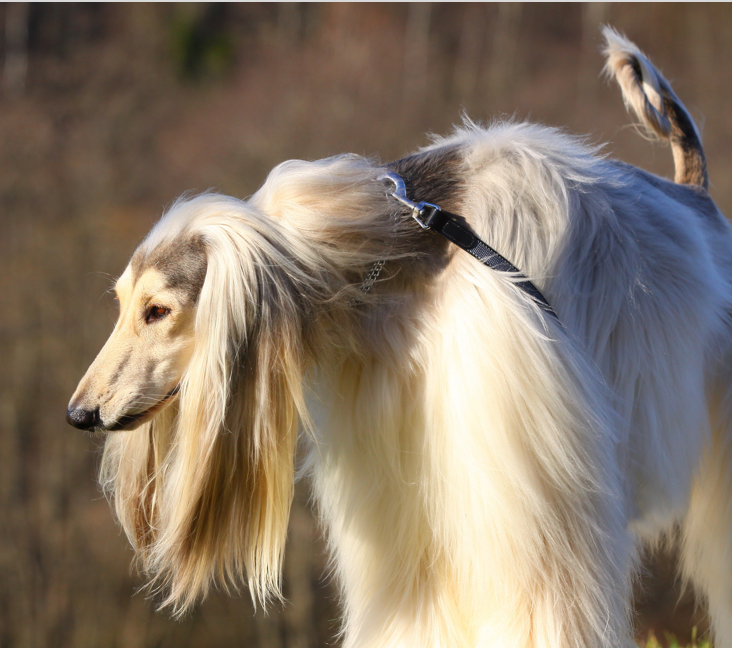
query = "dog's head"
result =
(66, 158, 395, 614)
(67, 236, 205, 432)
(67, 193, 311, 613)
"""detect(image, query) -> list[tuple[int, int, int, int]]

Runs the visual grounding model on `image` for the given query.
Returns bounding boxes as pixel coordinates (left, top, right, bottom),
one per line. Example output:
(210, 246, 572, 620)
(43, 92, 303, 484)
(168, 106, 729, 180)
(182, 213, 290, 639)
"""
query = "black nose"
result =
(66, 407, 101, 430)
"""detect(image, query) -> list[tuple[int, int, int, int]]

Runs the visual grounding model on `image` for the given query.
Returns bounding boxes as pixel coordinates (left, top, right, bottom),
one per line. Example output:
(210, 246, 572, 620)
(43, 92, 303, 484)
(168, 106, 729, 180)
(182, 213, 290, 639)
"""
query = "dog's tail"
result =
(603, 26, 708, 189)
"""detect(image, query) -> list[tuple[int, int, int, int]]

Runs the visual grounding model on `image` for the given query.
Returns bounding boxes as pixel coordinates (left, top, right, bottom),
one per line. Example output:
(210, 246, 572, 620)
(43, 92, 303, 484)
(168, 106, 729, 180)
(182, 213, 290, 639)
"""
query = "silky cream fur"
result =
(70, 30, 732, 648)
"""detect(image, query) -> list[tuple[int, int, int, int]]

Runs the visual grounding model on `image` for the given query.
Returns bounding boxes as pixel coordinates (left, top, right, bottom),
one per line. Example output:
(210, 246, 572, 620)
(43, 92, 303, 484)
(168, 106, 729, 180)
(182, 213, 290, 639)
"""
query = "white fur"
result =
(79, 32, 732, 648)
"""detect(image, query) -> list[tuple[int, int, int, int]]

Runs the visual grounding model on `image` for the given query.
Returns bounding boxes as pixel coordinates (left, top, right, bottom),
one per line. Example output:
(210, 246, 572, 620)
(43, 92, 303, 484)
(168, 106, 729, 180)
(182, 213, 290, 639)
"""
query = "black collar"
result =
(381, 172, 558, 321)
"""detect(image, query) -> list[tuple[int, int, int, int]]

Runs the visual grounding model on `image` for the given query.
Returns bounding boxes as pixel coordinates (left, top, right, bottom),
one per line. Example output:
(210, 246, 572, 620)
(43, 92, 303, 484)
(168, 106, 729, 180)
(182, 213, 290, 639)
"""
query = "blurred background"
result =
(1, 3, 730, 647)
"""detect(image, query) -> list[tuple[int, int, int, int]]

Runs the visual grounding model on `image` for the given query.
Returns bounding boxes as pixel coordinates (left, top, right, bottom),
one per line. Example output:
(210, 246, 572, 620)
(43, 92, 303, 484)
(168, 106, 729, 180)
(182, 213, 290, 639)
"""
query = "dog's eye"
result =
(145, 305, 170, 324)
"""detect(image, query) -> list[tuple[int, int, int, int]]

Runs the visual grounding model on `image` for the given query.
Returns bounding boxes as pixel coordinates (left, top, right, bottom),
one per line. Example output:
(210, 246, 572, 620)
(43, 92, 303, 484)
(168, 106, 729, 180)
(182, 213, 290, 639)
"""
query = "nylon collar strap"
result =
(380, 172, 558, 321)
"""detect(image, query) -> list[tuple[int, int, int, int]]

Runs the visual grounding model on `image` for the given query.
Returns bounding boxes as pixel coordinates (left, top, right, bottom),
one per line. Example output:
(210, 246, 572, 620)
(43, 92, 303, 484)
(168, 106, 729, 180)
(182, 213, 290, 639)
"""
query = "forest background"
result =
(1, 4, 731, 647)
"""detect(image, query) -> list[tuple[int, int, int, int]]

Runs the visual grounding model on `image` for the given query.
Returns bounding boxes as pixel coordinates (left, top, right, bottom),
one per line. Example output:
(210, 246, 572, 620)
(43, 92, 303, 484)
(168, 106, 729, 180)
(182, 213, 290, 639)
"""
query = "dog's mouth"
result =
(107, 385, 180, 432)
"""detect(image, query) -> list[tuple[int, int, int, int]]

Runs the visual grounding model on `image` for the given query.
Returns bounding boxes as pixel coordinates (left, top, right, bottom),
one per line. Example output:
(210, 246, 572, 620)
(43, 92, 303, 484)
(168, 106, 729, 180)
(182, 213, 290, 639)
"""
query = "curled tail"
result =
(603, 26, 708, 189)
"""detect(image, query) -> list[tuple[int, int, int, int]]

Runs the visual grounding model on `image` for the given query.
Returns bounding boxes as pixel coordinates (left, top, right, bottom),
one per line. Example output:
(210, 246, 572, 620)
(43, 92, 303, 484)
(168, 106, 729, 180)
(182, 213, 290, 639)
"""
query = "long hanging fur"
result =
(78, 29, 732, 648)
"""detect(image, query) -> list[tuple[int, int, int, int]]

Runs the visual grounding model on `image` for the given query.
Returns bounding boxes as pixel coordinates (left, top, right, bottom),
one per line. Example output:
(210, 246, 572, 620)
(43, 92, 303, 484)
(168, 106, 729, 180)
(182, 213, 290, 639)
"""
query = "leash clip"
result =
(378, 172, 558, 321)
(379, 172, 440, 230)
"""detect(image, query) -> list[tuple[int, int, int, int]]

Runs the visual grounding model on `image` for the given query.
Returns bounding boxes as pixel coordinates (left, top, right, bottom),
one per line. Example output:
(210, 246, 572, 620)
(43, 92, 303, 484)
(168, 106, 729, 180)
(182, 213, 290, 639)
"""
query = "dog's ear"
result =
(157, 327, 302, 614)
(155, 218, 308, 614)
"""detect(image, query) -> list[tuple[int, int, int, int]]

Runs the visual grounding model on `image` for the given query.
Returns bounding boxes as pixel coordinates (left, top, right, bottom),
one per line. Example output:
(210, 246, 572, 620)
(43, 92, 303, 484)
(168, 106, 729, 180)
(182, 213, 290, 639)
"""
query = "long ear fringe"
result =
(101, 202, 312, 616)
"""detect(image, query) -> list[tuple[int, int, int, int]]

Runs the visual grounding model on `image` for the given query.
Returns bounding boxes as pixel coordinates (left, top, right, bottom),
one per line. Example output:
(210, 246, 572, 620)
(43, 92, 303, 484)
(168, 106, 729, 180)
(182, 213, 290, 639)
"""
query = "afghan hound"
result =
(67, 28, 732, 648)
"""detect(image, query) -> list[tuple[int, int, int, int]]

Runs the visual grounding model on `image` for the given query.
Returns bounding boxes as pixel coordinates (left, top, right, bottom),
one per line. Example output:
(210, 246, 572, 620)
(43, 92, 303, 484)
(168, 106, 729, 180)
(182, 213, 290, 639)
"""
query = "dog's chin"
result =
(105, 387, 180, 432)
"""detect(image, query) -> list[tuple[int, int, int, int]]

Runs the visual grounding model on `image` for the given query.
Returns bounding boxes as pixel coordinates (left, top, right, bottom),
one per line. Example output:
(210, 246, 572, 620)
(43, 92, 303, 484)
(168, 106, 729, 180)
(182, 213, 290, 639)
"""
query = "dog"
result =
(67, 28, 732, 648)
